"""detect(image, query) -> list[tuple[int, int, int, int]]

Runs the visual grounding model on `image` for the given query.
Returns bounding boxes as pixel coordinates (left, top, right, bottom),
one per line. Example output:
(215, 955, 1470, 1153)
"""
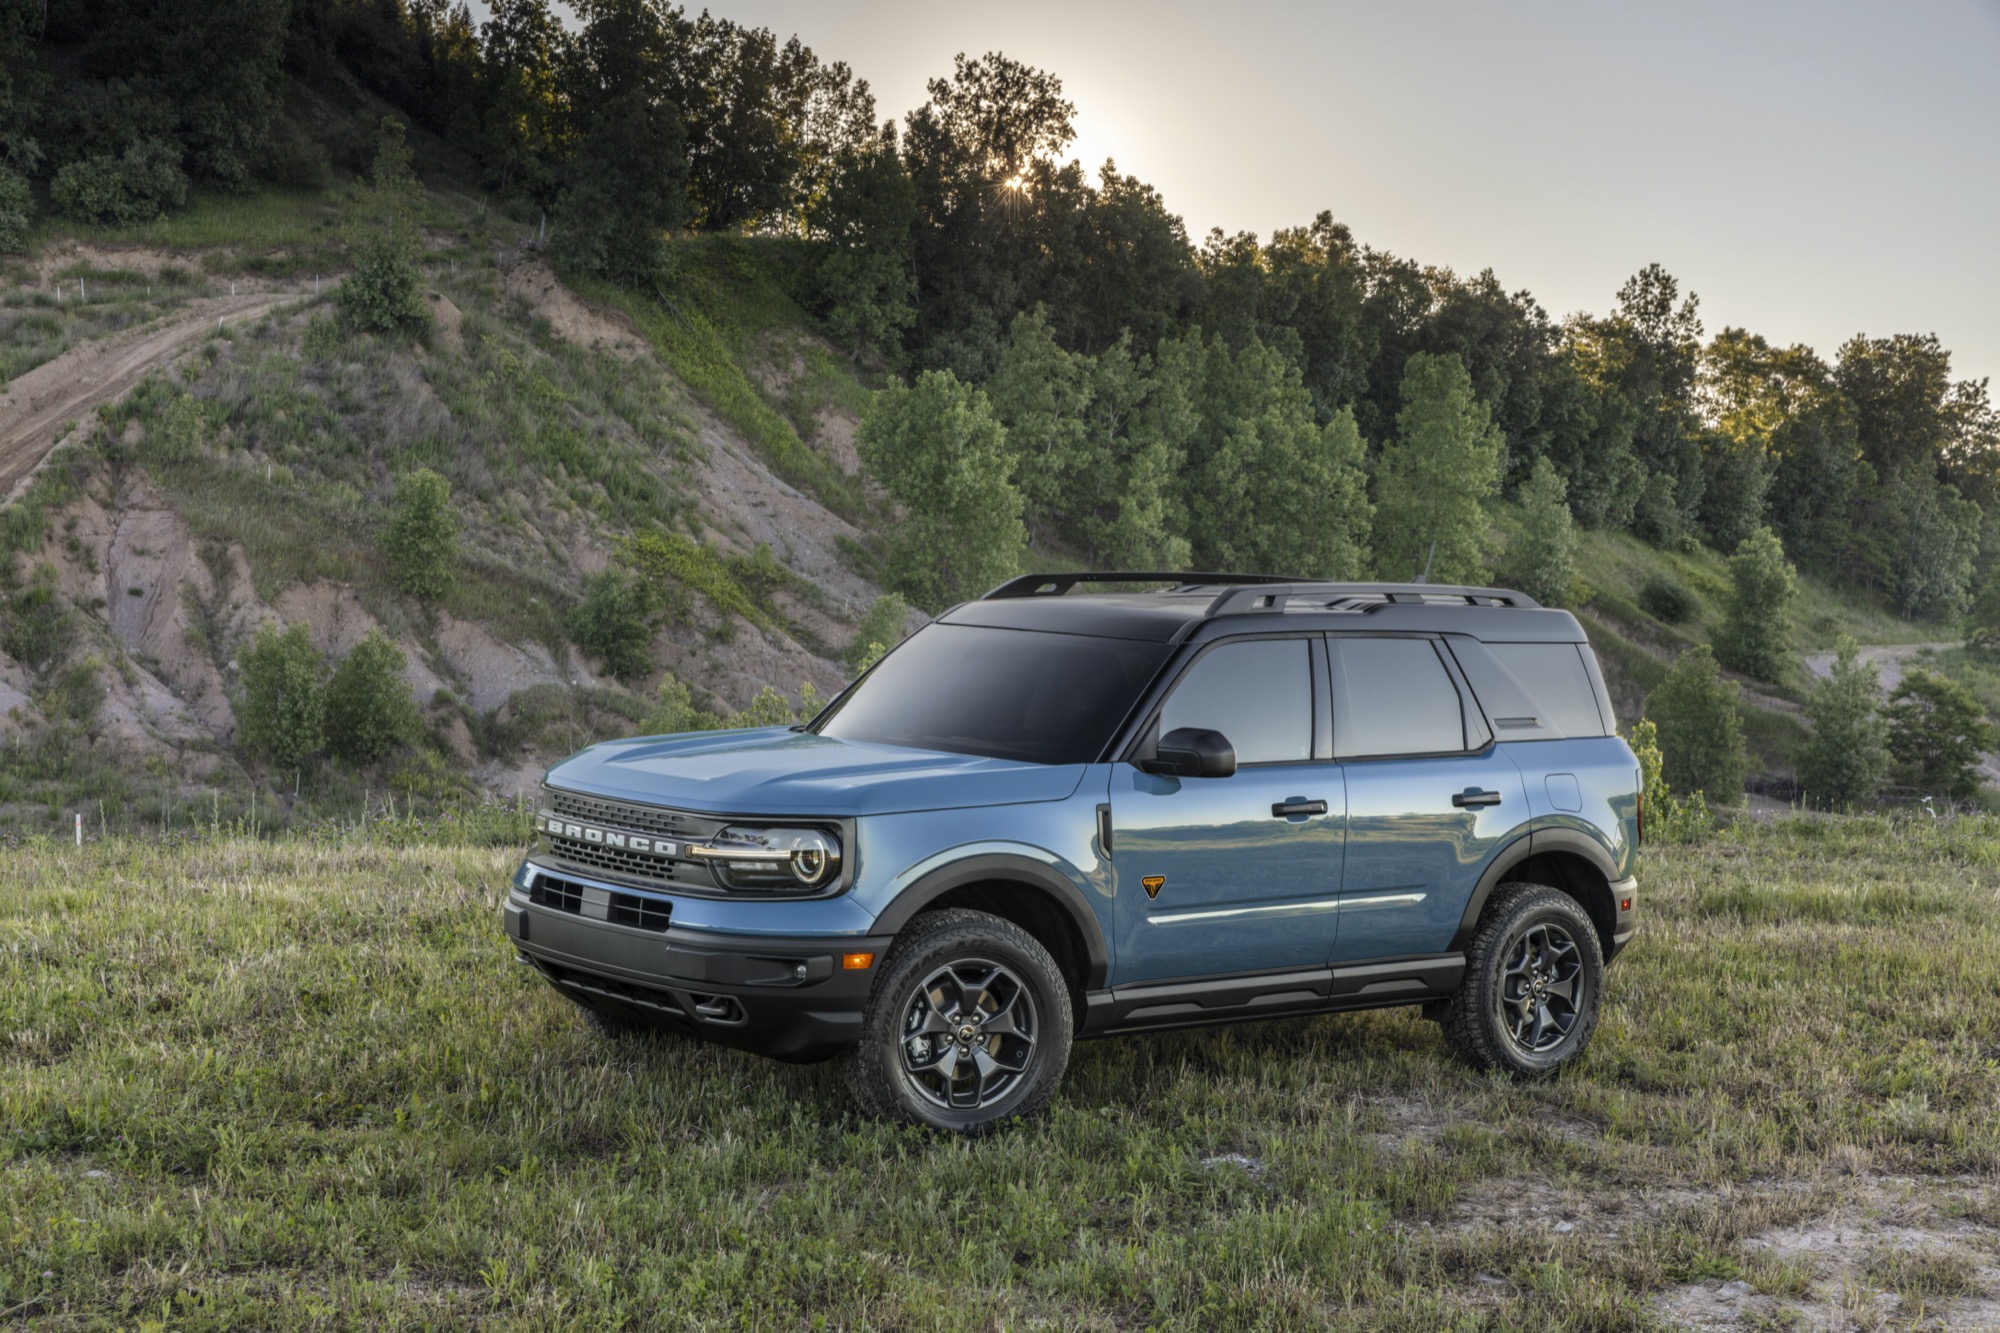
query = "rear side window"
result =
(1448, 639, 1609, 739)
(1158, 638, 1312, 765)
(1331, 637, 1466, 758)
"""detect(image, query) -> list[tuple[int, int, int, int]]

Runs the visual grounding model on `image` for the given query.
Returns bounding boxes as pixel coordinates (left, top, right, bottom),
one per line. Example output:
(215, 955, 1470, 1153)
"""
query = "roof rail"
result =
(1203, 582, 1541, 618)
(982, 571, 1308, 600)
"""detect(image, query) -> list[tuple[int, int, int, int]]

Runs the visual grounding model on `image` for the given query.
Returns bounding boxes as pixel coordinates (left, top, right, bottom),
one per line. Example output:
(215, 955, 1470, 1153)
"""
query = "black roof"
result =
(939, 573, 1588, 644)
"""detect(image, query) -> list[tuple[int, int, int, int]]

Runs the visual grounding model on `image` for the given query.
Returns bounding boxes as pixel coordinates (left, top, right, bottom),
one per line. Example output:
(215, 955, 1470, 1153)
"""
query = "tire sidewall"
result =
(1474, 892, 1603, 1076)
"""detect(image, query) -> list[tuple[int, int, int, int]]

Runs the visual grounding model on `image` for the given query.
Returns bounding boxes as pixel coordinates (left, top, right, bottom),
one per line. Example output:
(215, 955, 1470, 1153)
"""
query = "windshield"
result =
(812, 623, 1172, 764)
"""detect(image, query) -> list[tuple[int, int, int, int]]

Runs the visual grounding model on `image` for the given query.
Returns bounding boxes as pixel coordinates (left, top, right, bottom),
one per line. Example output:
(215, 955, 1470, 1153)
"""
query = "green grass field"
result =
(6, 815, 1999, 1330)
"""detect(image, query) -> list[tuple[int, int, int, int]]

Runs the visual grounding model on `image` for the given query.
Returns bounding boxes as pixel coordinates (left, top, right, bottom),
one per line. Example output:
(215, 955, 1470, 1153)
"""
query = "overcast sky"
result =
(481, 1, 2000, 388)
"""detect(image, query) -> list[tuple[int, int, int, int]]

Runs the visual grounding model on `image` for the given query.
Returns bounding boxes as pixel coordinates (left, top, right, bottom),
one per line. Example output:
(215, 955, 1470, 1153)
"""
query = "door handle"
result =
(1453, 788, 1503, 808)
(1271, 798, 1329, 818)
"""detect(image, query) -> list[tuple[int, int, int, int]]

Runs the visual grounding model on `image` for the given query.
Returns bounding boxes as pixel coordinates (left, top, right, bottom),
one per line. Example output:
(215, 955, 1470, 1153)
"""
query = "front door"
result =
(1325, 635, 1528, 963)
(1111, 636, 1346, 984)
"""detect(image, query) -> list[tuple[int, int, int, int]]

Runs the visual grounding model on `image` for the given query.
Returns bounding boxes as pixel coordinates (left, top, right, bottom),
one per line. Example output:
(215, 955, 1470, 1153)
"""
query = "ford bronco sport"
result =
(505, 574, 1641, 1132)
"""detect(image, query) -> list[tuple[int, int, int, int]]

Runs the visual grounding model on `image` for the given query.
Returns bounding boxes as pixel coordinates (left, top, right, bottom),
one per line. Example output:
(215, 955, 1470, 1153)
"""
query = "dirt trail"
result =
(1802, 640, 1956, 694)
(0, 291, 299, 503)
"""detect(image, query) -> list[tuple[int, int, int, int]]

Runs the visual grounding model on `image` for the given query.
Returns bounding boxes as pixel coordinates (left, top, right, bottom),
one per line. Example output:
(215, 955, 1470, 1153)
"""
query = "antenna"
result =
(1414, 539, 1437, 585)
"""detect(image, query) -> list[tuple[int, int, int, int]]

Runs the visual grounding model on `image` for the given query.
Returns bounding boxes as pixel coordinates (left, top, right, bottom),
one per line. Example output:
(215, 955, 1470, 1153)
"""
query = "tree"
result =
(567, 569, 658, 682)
(1645, 645, 1746, 805)
(1799, 638, 1887, 809)
(1883, 668, 1994, 800)
(985, 306, 1094, 545)
(236, 623, 326, 771)
(337, 118, 428, 335)
(1714, 527, 1796, 683)
(856, 370, 1024, 611)
(50, 138, 188, 224)
(844, 592, 909, 672)
(808, 126, 916, 361)
(1506, 458, 1576, 606)
(1372, 351, 1501, 584)
(385, 469, 459, 603)
(324, 631, 421, 764)
(0, 168, 27, 252)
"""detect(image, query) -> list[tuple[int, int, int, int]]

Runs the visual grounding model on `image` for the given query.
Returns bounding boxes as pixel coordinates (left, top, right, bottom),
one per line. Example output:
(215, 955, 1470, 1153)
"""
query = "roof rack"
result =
(982, 571, 1308, 599)
(1204, 582, 1540, 618)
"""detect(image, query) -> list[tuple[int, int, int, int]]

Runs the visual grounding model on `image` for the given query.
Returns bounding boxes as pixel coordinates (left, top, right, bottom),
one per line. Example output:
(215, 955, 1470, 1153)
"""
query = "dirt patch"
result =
(424, 291, 464, 354)
(432, 613, 591, 714)
(502, 260, 647, 359)
(1801, 641, 2000, 787)
(32, 242, 190, 282)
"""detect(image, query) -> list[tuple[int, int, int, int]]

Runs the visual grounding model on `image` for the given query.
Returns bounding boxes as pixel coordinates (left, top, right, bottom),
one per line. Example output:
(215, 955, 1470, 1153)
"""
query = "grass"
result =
(5, 814, 1999, 1329)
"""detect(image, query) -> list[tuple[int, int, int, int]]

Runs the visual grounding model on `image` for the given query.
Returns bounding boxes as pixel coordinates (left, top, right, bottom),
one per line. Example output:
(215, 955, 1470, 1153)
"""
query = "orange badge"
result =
(1141, 876, 1166, 899)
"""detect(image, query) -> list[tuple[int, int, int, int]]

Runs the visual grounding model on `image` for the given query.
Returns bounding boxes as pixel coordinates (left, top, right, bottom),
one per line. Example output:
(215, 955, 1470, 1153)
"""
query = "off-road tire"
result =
(1440, 882, 1604, 1077)
(848, 908, 1074, 1134)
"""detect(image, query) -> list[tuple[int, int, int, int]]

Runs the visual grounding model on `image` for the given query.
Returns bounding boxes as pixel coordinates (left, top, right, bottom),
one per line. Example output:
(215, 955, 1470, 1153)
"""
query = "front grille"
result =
(545, 833, 681, 883)
(607, 891, 671, 932)
(547, 789, 727, 841)
(532, 876, 583, 914)
(529, 873, 673, 933)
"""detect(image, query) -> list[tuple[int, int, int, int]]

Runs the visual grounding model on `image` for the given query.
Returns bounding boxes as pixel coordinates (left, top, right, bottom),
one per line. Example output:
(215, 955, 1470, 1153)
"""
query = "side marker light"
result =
(841, 952, 875, 971)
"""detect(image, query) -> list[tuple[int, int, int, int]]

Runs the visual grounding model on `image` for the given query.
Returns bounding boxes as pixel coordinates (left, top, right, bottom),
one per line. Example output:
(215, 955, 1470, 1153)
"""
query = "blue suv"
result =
(505, 574, 1641, 1132)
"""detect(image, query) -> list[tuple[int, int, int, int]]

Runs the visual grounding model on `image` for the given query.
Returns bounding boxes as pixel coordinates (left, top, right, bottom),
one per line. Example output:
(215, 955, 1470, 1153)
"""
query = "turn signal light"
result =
(841, 952, 875, 971)
(1620, 897, 1633, 912)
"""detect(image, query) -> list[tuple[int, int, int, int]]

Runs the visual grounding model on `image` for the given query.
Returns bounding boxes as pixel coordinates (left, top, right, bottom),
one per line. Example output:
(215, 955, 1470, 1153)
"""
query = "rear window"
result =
(812, 623, 1170, 764)
(1331, 637, 1467, 757)
(1447, 639, 1608, 739)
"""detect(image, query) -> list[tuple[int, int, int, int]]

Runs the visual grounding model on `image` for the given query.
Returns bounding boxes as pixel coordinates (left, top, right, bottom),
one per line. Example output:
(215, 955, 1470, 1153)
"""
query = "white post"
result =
(74, 812, 82, 847)
(80, 278, 85, 302)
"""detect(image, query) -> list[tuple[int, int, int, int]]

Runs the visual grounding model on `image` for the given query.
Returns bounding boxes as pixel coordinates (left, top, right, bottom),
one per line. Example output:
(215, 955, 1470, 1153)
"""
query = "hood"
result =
(544, 727, 1088, 817)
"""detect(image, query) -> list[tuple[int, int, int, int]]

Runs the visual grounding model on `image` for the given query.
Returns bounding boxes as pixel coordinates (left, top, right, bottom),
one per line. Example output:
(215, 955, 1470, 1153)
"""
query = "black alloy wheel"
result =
(1440, 882, 1605, 1077)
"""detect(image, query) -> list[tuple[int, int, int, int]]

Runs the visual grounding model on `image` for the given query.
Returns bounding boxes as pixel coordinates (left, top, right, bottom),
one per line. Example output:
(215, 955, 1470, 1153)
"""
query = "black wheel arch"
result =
(1450, 829, 1621, 958)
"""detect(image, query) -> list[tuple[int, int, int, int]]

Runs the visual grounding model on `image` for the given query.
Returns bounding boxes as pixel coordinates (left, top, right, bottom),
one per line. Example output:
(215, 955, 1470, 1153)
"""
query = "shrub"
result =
(1799, 637, 1887, 809)
(1883, 668, 1994, 800)
(153, 393, 206, 461)
(1637, 574, 1696, 624)
(50, 138, 189, 225)
(324, 631, 420, 764)
(639, 671, 723, 735)
(566, 569, 657, 682)
(236, 623, 326, 770)
(1, 564, 74, 673)
(384, 469, 458, 603)
(1714, 526, 1797, 683)
(336, 243, 428, 334)
(843, 592, 909, 672)
(0, 169, 30, 253)
(1644, 644, 1746, 805)
(1626, 718, 1711, 844)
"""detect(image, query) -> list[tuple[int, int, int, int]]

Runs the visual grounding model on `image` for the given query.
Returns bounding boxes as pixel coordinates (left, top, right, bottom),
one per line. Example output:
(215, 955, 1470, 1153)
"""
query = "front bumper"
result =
(1606, 875, 1638, 962)
(504, 869, 891, 1063)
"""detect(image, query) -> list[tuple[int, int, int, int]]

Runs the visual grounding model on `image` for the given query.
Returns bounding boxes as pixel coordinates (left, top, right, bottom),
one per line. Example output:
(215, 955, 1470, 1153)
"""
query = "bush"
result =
(1, 564, 74, 673)
(153, 393, 206, 461)
(1637, 574, 1696, 624)
(336, 243, 428, 334)
(566, 570, 657, 682)
(50, 138, 189, 225)
(1883, 668, 1994, 800)
(0, 169, 30, 253)
(844, 592, 909, 672)
(1714, 526, 1797, 683)
(1644, 644, 1746, 805)
(384, 469, 458, 603)
(1626, 718, 1711, 844)
(1799, 637, 1887, 809)
(236, 623, 326, 770)
(324, 631, 420, 764)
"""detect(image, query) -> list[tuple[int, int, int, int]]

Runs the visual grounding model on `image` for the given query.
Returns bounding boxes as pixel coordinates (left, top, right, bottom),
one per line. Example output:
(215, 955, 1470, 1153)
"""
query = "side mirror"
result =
(1142, 727, 1237, 779)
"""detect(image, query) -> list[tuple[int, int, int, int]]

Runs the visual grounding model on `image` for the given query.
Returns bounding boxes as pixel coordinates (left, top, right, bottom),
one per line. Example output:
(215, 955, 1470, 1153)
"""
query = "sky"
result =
(477, 1, 2000, 389)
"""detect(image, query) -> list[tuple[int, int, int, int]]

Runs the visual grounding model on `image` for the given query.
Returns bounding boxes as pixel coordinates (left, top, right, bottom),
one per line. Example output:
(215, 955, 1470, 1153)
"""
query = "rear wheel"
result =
(1440, 883, 1603, 1077)
(849, 909, 1073, 1134)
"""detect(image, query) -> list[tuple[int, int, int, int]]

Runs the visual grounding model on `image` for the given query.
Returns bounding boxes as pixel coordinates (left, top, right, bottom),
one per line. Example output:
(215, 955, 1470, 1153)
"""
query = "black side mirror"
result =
(1142, 727, 1237, 779)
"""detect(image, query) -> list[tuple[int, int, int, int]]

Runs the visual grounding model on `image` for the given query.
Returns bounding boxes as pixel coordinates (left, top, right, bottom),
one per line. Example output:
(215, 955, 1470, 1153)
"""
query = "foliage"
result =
(856, 370, 1024, 612)
(1636, 574, 1696, 624)
(50, 138, 189, 225)
(323, 631, 420, 765)
(336, 118, 428, 335)
(844, 592, 909, 672)
(1, 563, 74, 673)
(1505, 458, 1576, 606)
(384, 469, 459, 604)
(637, 669, 822, 734)
(235, 622, 326, 770)
(1372, 352, 1500, 584)
(1644, 645, 1746, 805)
(1625, 718, 1711, 844)
(566, 569, 659, 682)
(1714, 526, 1797, 683)
(1799, 637, 1887, 810)
(1882, 667, 1994, 800)
(154, 393, 207, 461)
(0, 167, 28, 252)
(618, 531, 762, 626)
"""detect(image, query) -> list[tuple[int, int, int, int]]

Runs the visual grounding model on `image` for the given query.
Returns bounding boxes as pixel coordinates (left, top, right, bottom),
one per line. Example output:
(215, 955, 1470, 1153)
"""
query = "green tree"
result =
(324, 631, 421, 764)
(1505, 457, 1577, 606)
(856, 370, 1024, 611)
(1372, 351, 1501, 584)
(385, 469, 459, 603)
(337, 118, 429, 335)
(1883, 668, 1994, 800)
(0, 169, 30, 252)
(1798, 637, 1887, 809)
(1714, 526, 1797, 683)
(985, 307, 1094, 545)
(50, 138, 189, 225)
(567, 569, 658, 682)
(844, 592, 909, 672)
(640, 670, 723, 735)
(808, 126, 916, 361)
(1626, 718, 1711, 844)
(236, 623, 327, 771)
(1645, 645, 1746, 805)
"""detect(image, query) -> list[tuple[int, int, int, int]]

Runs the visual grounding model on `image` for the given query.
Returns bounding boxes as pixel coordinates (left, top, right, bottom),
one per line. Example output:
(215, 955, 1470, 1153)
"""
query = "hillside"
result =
(0, 185, 903, 831)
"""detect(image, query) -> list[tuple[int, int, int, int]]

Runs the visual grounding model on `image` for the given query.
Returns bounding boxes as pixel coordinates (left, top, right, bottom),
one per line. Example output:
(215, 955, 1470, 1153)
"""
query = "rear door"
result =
(1326, 635, 1528, 964)
(1110, 635, 1346, 984)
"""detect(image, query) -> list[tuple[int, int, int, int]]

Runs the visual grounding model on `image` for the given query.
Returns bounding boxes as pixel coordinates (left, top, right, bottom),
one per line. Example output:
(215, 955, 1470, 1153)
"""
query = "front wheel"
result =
(848, 909, 1073, 1134)
(1440, 883, 1604, 1077)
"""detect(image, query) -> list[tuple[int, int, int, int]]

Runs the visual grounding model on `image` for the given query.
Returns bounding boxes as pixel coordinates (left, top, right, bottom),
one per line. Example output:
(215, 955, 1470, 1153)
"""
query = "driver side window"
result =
(1157, 638, 1312, 765)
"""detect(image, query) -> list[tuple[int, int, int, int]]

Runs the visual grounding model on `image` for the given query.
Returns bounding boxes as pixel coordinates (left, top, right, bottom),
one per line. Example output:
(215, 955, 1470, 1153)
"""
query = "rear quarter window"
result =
(1447, 639, 1609, 739)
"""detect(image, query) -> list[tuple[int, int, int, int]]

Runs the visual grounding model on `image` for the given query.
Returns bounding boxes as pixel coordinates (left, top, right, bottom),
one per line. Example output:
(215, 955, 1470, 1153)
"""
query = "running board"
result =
(1082, 955, 1464, 1036)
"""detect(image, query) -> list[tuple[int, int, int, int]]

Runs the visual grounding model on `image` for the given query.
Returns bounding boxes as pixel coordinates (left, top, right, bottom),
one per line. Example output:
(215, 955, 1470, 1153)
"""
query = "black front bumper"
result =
(504, 887, 892, 1064)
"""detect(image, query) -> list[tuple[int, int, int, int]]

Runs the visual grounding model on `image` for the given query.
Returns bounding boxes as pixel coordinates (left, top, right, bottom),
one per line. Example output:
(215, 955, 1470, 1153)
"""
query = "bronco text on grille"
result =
(538, 789, 729, 890)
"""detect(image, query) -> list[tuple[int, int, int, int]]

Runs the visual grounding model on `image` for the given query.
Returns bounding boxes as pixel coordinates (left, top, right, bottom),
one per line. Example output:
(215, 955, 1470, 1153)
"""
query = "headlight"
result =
(688, 827, 841, 891)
